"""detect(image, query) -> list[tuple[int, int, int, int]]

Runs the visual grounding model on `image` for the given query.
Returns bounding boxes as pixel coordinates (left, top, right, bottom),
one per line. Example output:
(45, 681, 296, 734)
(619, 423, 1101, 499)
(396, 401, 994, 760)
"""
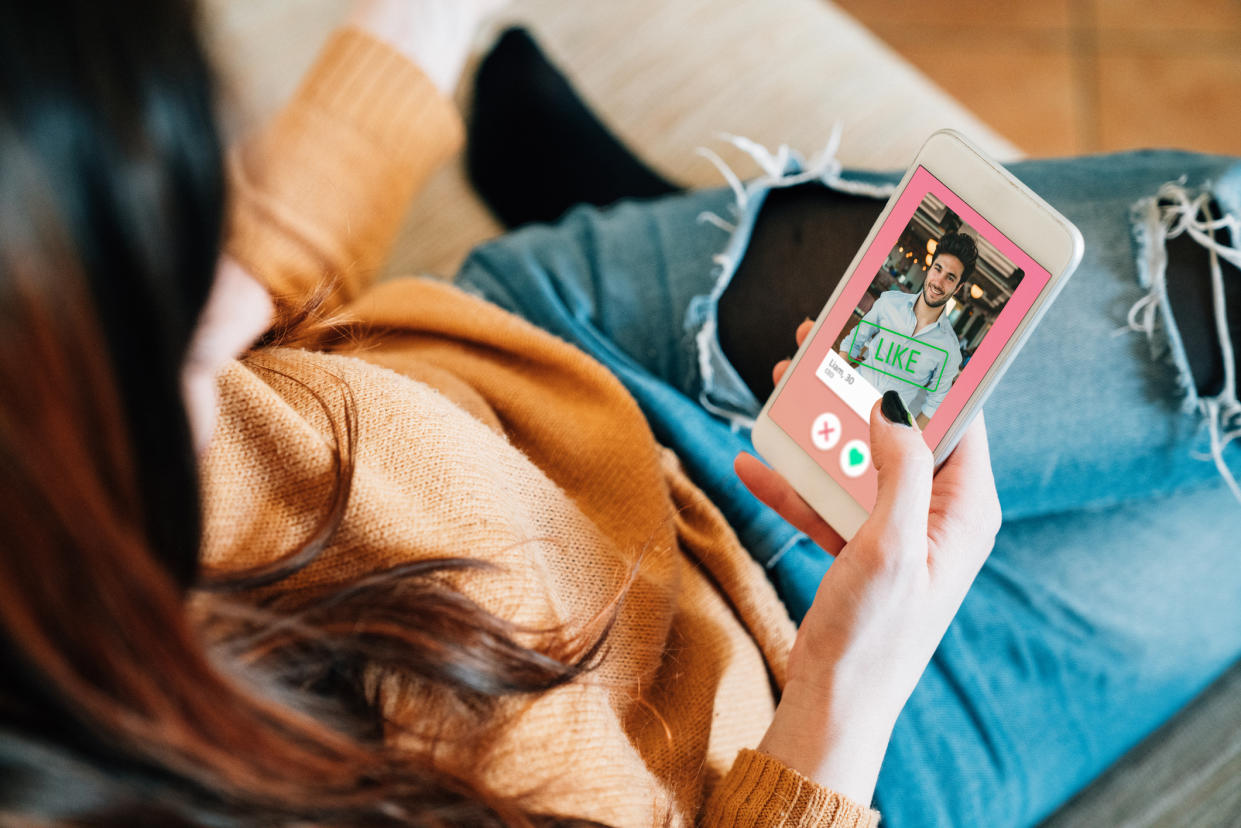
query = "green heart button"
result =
(848, 447, 865, 466)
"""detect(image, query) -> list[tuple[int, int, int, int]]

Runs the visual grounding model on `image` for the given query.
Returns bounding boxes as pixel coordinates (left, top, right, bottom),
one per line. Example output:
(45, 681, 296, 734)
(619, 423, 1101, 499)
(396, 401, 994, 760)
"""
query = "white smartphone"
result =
(751, 129, 1083, 540)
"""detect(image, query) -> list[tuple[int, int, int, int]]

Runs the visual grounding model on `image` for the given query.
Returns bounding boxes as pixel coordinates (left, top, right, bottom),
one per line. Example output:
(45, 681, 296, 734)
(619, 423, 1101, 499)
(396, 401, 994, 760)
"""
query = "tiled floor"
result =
(833, 0, 1241, 158)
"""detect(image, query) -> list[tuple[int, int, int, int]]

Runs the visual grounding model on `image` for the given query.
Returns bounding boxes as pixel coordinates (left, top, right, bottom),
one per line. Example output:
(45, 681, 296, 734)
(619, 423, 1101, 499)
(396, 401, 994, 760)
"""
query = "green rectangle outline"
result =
(847, 320, 949, 392)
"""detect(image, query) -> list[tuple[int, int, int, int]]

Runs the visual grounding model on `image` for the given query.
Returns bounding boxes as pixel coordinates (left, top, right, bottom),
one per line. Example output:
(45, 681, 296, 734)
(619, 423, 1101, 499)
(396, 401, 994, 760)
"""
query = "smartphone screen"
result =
(768, 166, 1052, 510)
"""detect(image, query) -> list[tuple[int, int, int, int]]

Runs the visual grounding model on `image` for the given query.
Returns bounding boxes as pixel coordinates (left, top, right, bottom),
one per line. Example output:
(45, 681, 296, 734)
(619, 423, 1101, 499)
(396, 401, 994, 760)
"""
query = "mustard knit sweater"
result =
(202, 28, 881, 828)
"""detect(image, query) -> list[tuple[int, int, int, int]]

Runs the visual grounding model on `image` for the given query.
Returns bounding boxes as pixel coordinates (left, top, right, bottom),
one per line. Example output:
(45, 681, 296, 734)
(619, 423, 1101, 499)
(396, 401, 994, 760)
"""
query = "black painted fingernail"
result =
(881, 390, 915, 427)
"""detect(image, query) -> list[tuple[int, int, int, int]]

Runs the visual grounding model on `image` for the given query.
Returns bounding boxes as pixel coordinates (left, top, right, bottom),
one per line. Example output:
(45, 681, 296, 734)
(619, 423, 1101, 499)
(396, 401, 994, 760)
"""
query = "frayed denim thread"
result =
(1126, 180, 1241, 502)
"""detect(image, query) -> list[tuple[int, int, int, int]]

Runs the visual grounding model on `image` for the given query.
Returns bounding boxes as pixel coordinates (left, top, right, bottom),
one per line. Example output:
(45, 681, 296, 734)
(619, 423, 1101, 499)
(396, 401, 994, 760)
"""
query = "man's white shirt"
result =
(842, 289, 962, 419)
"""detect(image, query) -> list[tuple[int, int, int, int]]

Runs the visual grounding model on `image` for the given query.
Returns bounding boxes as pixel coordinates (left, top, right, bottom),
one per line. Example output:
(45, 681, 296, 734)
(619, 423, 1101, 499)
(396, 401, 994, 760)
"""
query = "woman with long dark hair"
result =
(4, 0, 1241, 826)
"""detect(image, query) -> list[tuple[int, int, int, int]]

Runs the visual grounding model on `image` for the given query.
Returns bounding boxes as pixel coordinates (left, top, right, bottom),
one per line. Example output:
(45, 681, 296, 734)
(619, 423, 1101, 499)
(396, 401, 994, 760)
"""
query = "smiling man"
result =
(843, 232, 977, 427)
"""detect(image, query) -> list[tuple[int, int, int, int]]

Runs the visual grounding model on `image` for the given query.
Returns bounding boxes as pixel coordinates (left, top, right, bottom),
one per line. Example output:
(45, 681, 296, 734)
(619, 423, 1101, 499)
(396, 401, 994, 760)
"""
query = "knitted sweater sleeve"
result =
(224, 27, 463, 312)
(702, 750, 880, 828)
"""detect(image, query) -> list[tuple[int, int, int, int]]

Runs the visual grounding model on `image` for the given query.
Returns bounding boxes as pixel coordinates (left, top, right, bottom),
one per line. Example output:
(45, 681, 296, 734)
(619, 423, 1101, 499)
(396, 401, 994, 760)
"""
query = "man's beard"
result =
(922, 285, 952, 309)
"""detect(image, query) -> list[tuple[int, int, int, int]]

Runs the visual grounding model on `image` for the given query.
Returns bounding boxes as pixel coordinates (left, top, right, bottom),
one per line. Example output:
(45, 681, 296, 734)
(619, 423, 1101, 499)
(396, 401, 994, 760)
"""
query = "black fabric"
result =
(716, 184, 884, 402)
(1163, 199, 1241, 399)
(467, 27, 680, 229)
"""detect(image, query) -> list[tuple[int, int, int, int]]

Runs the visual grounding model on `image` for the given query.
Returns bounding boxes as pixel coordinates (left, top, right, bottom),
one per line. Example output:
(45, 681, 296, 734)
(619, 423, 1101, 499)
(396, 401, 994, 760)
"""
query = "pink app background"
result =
(769, 166, 1052, 510)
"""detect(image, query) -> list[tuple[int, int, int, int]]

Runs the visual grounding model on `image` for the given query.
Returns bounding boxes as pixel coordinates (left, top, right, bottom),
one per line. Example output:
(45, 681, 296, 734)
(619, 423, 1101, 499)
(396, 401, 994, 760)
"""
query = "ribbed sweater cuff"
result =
(294, 26, 464, 160)
(702, 749, 881, 828)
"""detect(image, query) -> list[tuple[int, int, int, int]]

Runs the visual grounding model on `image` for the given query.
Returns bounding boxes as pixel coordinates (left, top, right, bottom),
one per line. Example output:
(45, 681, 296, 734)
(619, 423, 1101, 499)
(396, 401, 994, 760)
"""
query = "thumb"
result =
(866, 391, 934, 541)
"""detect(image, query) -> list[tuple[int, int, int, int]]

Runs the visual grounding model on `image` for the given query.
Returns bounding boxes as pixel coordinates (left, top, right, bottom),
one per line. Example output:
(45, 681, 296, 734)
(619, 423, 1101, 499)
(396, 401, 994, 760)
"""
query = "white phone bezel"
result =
(751, 129, 1084, 541)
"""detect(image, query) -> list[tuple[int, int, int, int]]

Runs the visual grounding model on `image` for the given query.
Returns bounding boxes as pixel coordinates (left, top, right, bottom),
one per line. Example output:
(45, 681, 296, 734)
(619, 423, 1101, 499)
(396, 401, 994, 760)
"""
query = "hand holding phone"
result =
(742, 321, 1001, 805)
(741, 131, 1081, 804)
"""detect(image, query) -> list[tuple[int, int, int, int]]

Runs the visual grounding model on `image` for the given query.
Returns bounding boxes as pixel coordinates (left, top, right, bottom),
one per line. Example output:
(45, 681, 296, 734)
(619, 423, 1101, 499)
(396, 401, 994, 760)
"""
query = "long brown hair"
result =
(0, 1, 618, 824)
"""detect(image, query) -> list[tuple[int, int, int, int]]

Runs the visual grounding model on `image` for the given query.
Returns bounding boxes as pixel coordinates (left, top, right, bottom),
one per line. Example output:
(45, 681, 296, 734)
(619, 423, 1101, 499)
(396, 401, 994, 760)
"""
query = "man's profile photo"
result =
(842, 232, 978, 428)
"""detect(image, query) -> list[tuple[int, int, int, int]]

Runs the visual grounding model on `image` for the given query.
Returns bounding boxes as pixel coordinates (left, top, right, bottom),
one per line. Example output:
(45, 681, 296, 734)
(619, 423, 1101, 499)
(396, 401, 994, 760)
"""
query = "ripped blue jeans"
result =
(455, 148, 1241, 827)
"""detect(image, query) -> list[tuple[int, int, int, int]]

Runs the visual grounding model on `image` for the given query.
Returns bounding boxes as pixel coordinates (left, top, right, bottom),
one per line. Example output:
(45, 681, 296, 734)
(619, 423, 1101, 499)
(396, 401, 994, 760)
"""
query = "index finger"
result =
(734, 453, 846, 556)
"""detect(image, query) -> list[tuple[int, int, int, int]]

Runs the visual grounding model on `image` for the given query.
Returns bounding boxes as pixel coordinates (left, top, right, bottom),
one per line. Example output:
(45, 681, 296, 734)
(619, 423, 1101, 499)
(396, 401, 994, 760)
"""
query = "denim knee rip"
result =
(684, 130, 896, 433)
(1128, 180, 1241, 501)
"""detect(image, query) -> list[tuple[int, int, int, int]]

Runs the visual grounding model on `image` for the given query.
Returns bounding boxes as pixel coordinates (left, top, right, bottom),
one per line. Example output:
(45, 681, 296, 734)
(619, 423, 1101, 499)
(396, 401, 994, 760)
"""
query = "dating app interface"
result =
(769, 166, 1052, 509)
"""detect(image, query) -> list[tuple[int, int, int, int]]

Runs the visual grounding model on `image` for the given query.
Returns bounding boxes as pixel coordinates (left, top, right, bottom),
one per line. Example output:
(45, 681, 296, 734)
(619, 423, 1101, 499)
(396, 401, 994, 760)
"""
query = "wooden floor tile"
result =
(834, 0, 1072, 30)
(874, 27, 1083, 156)
(1094, 27, 1241, 55)
(1092, 0, 1241, 33)
(1097, 52, 1241, 154)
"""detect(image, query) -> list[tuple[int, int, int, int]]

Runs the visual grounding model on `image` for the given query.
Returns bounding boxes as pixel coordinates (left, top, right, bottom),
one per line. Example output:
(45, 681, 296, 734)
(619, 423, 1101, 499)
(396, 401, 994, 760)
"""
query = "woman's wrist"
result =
(758, 673, 900, 806)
